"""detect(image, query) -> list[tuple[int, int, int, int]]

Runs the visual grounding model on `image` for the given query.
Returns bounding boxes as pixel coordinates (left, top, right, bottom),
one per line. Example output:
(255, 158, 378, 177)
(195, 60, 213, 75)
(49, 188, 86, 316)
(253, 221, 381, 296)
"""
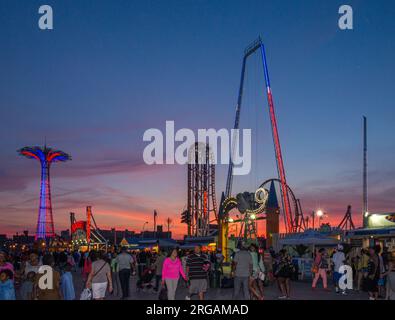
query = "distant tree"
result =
(319, 223, 332, 232)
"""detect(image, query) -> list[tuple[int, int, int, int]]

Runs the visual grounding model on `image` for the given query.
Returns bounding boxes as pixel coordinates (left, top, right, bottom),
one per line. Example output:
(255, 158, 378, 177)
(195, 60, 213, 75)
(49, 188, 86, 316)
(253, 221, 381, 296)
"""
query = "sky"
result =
(0, 0, 394, 238)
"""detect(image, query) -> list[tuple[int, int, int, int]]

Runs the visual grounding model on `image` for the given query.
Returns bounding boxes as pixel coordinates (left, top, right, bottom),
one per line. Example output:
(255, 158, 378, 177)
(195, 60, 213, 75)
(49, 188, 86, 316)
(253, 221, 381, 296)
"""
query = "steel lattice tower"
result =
(338, 205, 356, 231)
(18, 146, 71, 240)
(187, 142, 217, 237)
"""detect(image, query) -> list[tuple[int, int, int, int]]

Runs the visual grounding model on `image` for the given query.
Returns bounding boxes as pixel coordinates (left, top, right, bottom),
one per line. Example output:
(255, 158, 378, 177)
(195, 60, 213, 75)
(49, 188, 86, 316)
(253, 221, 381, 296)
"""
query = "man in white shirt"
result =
(115, 247, 135, 299)
(332, 244, 346, 294)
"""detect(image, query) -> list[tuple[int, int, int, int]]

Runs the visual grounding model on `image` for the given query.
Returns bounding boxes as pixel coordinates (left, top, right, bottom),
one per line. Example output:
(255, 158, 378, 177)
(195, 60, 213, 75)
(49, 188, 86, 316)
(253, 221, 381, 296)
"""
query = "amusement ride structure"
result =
(338, 205, 356, 231)
(218, 37, 306, 257)
(184, 142, 218, 237)
(70, 206, 108, 249)
(18, 145, 71, 240)
(180, 37, 306, 259)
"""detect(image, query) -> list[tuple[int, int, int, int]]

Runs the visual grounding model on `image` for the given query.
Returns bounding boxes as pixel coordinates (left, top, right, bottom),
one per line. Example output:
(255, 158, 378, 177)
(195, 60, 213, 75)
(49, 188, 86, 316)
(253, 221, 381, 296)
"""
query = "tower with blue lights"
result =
(18, 146, 71, 240)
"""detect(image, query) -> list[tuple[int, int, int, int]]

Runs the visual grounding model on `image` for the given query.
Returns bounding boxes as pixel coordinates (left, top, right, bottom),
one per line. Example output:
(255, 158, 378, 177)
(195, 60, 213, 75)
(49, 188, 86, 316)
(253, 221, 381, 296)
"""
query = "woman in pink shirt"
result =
(161, 248, 187, 300)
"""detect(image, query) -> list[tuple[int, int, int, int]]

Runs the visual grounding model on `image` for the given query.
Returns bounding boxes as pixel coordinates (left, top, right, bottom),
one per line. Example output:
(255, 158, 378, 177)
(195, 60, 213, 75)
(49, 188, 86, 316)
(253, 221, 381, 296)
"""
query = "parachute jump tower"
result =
(18, 145, 71, 240)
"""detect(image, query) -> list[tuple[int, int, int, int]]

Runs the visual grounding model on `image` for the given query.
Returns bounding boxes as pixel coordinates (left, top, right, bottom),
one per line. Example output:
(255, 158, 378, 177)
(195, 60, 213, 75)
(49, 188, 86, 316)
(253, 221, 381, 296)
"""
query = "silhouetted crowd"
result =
(1, 242, 394, 300)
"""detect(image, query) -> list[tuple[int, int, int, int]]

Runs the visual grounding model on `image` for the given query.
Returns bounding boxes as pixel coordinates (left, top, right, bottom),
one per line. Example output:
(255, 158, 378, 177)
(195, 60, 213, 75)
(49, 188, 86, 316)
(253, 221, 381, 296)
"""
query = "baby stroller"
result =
(136, 267, 155, 292)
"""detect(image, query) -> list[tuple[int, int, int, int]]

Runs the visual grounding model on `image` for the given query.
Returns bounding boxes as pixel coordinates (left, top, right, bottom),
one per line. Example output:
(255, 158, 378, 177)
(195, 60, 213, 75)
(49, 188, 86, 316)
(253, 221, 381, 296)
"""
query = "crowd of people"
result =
(0, 242, 394, 300)
(309, 244, 395, 300)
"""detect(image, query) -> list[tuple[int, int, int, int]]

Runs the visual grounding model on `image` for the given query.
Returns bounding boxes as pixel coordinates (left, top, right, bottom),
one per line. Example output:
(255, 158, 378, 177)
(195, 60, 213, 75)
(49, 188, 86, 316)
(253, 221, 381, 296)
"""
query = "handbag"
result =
(311, 264, 319, 274)
(92, 261, 107, 281)
(258, 271, 266, 281)
(80, 288, 92, 300)
(158, 284, 168, 300)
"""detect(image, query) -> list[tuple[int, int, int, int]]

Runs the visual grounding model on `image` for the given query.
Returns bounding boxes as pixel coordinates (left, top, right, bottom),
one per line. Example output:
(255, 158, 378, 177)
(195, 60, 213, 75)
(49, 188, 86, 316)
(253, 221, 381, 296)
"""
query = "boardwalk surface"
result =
(66, 271, 368, 300)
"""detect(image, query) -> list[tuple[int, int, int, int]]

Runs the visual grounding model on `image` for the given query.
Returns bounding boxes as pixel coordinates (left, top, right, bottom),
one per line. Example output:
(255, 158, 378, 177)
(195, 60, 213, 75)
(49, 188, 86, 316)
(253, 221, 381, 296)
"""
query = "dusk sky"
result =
(0, 0, 394, 238)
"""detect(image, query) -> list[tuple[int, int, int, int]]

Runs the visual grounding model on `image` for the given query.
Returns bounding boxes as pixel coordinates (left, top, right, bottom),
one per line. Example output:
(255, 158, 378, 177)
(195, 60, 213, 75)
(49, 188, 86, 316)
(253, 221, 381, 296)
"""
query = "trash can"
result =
(210, 270, 221, 288)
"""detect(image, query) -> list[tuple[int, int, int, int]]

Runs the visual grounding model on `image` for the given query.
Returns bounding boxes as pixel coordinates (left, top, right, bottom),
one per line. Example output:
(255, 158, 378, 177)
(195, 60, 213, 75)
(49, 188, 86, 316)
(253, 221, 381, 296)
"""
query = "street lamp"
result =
(142, 221, 148, 239)
(312, 209, 324, 229)
(314, 209, 327, 229)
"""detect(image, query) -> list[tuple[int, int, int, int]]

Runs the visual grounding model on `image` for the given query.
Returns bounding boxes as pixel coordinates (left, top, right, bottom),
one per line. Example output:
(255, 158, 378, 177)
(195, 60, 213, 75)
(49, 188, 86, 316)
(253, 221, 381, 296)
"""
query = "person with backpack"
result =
(86, 251, 113, 300)
(312, 248, 329, 291)
(275, 249, 294, 299)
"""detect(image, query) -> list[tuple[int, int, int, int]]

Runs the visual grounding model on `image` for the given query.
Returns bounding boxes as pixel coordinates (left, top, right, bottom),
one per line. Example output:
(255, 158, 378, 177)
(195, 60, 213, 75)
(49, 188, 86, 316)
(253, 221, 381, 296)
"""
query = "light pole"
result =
(316, 209, 324, 219)
(312, 211, 315, 229)
(314, 210, 325, 229)
(312, 210, 323, 230)
(142, 221, 148, 239)
(166, 218, 172, 239)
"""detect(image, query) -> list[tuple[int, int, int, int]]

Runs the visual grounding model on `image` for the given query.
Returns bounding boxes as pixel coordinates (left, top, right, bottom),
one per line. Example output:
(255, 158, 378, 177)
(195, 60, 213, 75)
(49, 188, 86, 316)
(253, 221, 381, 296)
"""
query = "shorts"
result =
(92, 282, 107, 299)
(333, 272, 343, 284)
(189, 279, 207, 295)
(364, 278, 378, 293)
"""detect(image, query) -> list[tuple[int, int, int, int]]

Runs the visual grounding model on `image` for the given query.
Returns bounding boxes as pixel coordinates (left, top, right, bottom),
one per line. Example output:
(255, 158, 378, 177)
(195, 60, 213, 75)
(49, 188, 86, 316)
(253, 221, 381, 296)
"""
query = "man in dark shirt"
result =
(186, 245, 210, 300)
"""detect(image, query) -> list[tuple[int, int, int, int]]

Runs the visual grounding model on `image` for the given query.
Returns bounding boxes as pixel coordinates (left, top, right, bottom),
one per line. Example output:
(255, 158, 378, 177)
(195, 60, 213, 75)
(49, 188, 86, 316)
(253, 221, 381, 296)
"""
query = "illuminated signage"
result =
(367, 213, 395, 228)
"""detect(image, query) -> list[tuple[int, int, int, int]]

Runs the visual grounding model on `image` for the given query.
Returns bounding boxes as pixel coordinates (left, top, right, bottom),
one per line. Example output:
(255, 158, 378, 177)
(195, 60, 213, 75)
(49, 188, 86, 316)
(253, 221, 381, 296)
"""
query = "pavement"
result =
(70, 270, 368, 300)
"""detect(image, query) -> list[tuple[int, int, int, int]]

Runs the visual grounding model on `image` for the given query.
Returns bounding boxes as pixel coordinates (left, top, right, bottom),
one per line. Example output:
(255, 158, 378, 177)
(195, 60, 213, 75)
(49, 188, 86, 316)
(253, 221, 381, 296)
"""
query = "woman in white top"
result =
(249, 244, 265, 300)
(86, 251, 113, 300)
(23, 253, 41, 276)
(20, 253, 42, 300)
